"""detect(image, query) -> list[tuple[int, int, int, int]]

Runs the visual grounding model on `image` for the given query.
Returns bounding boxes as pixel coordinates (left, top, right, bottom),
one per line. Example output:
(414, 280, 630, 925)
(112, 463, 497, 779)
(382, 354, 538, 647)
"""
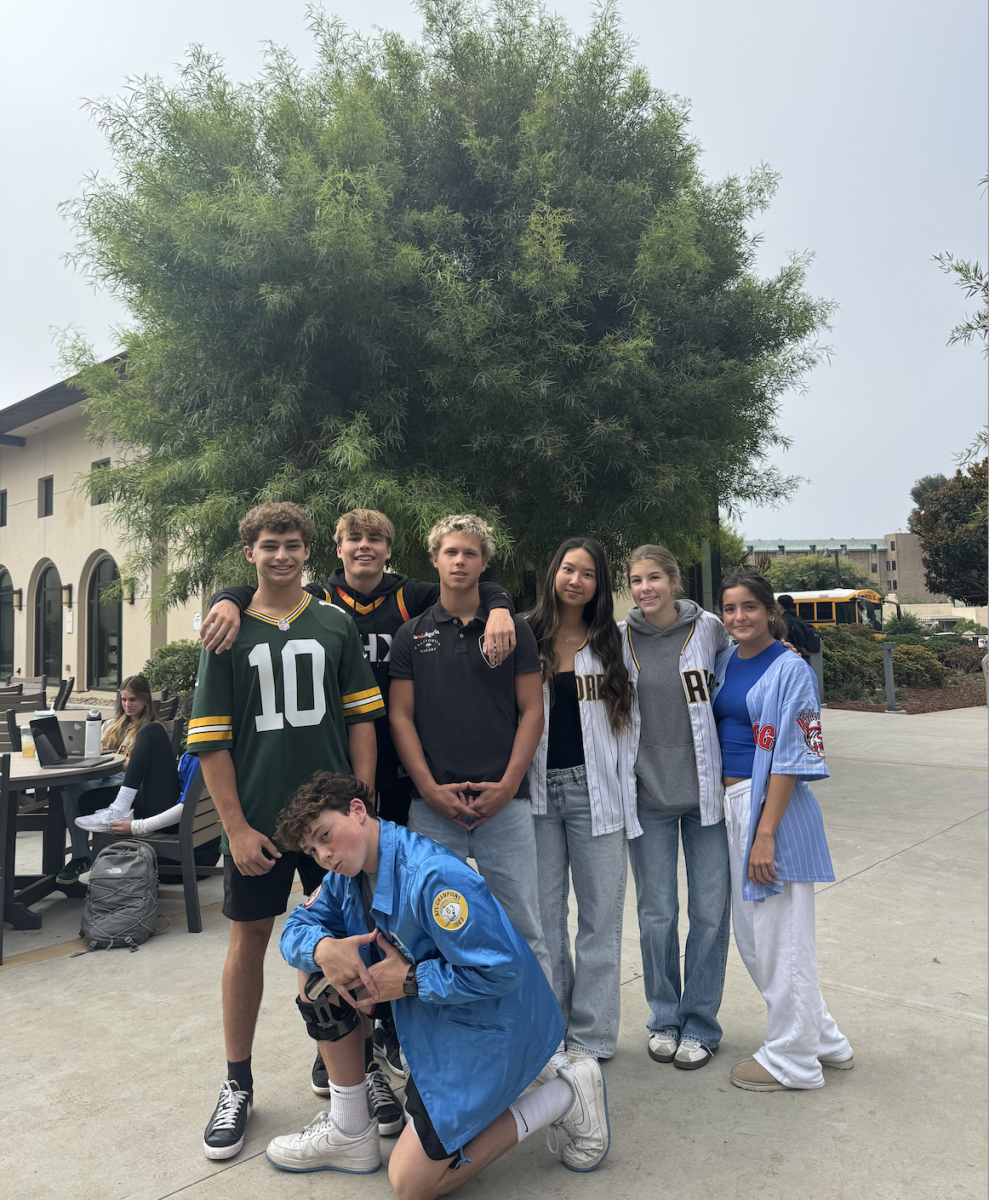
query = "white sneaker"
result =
(819, 1053, 854, 1070)
(673, 1037, 713, 1071)
(266, 1111, 380, 1174)
(647, 1032, 678, 1063)
(550, 1057, 610, 1172)
(74, 807, 133, 832)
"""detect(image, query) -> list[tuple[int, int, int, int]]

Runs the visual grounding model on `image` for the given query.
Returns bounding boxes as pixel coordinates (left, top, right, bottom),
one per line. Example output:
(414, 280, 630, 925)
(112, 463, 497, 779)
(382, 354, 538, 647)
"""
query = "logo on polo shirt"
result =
(432, 889, 469, 931)
(413, 630, 440, 654)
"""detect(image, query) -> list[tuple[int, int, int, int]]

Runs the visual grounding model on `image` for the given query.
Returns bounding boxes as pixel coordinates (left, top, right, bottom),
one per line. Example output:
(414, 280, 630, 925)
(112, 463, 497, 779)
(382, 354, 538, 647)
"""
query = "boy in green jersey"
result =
(190, 502, 385, 1161)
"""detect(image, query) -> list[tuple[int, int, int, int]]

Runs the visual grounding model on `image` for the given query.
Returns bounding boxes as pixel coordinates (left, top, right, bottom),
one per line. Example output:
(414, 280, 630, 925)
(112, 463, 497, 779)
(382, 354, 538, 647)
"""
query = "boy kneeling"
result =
(269, 772, 610, 1196)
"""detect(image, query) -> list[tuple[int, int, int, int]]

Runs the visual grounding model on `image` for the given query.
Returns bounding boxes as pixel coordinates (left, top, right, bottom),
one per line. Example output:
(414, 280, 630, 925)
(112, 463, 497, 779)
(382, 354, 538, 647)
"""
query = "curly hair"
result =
(239, 502, 316, 548)
(427, 514, 496, 564)
(718, 568, 784, 640)
(274, 772, 374, 850)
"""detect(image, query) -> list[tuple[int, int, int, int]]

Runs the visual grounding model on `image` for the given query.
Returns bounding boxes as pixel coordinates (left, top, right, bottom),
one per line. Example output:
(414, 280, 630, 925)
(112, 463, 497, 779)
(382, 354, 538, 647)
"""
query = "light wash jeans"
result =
(408, 796, 552, 982)
(533, 765, 627, 1059)
(628, 804, 730, 1051)
(725, 780, 851, 1087)
(62, 772, 126, 859)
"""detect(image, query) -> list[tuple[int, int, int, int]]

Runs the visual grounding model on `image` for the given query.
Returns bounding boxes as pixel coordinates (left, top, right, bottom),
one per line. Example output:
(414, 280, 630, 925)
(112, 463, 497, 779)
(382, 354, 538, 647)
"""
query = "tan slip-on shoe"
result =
(730, 1057, 798, 1092)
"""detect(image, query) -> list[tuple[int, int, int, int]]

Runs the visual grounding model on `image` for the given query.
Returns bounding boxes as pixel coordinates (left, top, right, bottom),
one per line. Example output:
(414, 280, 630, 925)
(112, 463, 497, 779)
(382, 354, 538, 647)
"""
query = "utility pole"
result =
(833, 549, 841, 586)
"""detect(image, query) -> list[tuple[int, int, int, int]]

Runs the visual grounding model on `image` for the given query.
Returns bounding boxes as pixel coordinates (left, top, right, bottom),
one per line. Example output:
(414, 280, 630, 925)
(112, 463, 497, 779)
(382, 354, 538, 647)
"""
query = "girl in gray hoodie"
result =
(620, 545, 732, 1071)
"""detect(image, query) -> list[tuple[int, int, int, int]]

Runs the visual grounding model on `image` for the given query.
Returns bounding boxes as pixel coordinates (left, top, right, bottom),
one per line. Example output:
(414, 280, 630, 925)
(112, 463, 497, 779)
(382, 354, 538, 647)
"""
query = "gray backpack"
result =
(77, 839, 159, 952)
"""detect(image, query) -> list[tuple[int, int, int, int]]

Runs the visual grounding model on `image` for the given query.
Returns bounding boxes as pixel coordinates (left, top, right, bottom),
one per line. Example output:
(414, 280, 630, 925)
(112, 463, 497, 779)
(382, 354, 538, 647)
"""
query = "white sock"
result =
(108, 786, 138, 817)
(329, 1081, 371, 1136)
(508, 1076, 574, 1142)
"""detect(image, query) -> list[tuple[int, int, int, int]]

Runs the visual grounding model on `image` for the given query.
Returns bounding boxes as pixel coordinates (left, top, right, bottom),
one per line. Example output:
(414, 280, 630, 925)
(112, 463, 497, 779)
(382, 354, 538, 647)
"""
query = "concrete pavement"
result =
(1, 707, 986, 1200)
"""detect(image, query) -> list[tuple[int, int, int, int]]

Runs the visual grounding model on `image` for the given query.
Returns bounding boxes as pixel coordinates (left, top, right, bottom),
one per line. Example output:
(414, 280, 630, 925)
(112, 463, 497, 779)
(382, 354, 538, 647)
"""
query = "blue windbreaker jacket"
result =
(279, 820, 564, 1153)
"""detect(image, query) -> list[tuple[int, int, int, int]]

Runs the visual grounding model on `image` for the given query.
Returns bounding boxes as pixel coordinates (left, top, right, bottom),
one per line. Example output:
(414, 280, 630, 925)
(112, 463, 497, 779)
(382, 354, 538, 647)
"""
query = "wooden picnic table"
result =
(0, 752, 126, 962)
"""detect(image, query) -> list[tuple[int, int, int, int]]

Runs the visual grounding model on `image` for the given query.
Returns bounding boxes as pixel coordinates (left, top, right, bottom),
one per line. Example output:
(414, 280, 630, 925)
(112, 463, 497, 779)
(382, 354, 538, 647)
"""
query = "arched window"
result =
(88, 556, 122, 690)
(0, 570, 13, 680)
(35, 564, 62, 679)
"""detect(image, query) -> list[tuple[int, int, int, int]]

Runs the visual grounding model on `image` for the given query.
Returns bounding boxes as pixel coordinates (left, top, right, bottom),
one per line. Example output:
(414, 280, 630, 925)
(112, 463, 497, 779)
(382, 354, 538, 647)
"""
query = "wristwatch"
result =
(403, 963, 419, 997)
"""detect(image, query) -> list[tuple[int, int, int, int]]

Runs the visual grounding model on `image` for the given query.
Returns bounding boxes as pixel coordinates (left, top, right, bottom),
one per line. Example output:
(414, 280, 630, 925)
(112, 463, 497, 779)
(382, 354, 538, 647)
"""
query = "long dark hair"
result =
(717, 569, 784, 640)
(526, 537, 635, 733)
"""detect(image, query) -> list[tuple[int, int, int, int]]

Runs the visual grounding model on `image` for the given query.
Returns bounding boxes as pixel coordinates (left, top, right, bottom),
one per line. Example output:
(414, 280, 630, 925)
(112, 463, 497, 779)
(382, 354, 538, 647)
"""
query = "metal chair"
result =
(0, 754, 11, 963)
(53, 677, 75, 710)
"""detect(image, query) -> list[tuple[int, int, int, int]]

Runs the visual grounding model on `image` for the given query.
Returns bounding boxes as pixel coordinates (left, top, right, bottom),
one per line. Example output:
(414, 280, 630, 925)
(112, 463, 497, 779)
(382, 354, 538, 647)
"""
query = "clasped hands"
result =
(425, 780, 515, 829)
(313, 929, 413, 1015)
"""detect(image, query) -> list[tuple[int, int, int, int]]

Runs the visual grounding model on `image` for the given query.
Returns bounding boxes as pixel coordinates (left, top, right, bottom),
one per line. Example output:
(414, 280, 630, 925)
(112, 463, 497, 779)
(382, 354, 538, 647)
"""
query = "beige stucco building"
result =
(0, 373, 202, 693)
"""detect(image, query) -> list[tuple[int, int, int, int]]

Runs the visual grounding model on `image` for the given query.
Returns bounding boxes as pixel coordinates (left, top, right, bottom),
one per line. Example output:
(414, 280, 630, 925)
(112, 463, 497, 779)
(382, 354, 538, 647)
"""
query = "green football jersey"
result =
(189, 591, 384, 852)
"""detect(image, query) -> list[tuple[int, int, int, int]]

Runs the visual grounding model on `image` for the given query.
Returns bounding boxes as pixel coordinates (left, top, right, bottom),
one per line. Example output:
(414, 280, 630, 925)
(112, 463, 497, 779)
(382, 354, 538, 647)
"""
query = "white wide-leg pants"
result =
(724, 780, 852, 1088)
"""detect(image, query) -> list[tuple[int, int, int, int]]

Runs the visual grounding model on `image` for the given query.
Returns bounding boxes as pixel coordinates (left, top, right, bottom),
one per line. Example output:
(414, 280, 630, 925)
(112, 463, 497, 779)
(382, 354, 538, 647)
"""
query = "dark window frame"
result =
(38, 476, 53, 518)
(90, 459, 111, 506)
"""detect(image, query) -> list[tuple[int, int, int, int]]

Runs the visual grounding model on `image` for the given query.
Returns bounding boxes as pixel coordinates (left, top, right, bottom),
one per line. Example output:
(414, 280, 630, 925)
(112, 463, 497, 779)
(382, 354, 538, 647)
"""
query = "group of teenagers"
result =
(143, 499, 852, 1200)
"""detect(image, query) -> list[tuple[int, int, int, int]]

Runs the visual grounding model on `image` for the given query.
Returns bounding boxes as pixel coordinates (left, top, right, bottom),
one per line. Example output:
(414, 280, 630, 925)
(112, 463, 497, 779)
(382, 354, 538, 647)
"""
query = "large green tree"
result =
(911, 460, 988, 605)
(63, 0, 832, 606)
(763, 554, 881, 594)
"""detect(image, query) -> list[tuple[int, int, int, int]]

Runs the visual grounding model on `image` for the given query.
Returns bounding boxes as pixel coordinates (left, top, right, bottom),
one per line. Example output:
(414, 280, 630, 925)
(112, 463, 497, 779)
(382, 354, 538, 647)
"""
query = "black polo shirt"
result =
(389, 600, 541, 797)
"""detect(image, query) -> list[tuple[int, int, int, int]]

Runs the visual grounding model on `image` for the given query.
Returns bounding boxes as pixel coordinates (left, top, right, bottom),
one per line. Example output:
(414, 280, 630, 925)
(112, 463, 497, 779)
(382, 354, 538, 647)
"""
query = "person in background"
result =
(777, 595, 821, 663)
(55, 675, 153, 883)
(525, 537, 638, 1062)
(621, 546, 733, 1072)
(713, 568, 852, 1092)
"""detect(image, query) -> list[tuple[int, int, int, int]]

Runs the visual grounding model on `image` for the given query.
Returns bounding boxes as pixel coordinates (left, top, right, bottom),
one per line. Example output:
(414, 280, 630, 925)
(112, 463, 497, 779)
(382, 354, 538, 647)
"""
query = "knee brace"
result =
(296, 973, 361, 1043)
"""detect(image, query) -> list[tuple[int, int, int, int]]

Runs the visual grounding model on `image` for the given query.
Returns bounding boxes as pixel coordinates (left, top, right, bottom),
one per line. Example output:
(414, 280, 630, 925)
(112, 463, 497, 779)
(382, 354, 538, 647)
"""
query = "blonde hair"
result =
(427, 514, 496, 564)
(102, 674, 158, 754)
(626, 544, 682, 592)
(334, 509, 395, 547)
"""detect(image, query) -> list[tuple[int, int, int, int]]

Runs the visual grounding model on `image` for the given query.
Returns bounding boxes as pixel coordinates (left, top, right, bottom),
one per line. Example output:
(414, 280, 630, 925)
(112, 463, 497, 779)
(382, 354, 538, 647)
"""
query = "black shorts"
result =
(403, 1074, 468, 1167)
(377, 777, 413, 826)
(222, 851, 326, 923)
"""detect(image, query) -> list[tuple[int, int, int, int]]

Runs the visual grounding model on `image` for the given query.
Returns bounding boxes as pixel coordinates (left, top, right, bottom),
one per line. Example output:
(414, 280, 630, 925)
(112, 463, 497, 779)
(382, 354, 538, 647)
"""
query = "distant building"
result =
(0, 368, 201, 692)
(742, 537, 948, 603)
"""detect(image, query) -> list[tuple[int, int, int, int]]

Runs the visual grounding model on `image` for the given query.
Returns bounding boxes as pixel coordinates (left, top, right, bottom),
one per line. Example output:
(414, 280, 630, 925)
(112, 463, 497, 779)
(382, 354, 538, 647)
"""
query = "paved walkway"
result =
(1, 708, 986, 1200)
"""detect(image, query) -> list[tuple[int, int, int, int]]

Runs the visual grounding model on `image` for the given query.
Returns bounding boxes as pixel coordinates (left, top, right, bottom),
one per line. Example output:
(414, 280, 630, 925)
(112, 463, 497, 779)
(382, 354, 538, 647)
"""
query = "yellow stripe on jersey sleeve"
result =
(341, 686, 384, 716)
(346, 697, 386, 715)
(187, 716, 233, 745)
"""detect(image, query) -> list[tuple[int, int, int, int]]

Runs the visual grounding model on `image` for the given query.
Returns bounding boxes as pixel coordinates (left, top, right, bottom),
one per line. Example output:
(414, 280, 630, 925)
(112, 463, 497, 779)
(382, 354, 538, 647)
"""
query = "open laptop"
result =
(30, 715, 113, 770)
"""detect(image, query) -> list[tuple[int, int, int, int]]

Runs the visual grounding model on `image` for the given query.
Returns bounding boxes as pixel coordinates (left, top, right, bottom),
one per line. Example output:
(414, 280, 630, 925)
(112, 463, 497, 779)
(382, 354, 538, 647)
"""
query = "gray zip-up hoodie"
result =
(628, 600, 702, 813)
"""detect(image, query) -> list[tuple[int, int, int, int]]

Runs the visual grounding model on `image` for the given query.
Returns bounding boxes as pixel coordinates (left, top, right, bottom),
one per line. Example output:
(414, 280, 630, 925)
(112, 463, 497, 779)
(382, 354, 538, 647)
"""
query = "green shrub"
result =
(141, 639, 202, 695)
(923, 635, 969, 661)
(886, 646, 948, 688)
(837, 622, 881, 640)
(942, 645, 987, 674)
(884, 613, 925, 635)
(879, 633, 928, 648)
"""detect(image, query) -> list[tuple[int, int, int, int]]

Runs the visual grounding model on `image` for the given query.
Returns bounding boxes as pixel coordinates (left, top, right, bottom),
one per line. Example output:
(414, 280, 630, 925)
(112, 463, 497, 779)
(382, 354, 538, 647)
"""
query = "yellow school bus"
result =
(774, 589, 884, 632)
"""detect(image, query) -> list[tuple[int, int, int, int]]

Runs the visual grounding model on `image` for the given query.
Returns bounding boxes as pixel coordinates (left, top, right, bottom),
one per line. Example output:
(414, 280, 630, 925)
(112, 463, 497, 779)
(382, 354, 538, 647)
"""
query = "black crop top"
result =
(546, 671, 585, 769)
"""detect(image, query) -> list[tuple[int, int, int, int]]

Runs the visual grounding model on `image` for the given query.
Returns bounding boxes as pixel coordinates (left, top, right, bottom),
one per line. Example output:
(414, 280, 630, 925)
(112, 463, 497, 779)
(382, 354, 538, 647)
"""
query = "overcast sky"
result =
(2, 0, 985, 541)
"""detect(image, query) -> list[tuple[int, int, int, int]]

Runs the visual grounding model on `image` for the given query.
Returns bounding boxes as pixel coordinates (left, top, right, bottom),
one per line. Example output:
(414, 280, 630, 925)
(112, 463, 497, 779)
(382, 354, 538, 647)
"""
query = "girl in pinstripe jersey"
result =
(715, 569, 852, 1091)
(526, 538, 638, 1062)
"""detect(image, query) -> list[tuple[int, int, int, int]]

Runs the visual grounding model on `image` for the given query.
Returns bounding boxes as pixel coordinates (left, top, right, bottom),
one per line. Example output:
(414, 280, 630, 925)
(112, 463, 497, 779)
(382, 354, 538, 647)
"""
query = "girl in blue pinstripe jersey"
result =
(525, 538, 638, 1062)
(714, 569, 853, 1092)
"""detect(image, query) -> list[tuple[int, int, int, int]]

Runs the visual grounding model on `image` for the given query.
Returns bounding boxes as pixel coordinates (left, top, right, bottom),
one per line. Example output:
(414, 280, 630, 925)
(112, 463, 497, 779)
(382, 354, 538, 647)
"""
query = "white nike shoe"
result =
(74, 807, 133, 832)
(550, 1057, 610, 1172)
(266, 1111, 381, 1174)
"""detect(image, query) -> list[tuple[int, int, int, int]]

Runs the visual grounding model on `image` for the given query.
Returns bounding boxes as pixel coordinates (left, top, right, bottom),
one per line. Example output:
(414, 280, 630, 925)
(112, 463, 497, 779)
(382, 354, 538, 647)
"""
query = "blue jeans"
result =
(627, 805, 730, 1050)
(534, 765, 627, 1059)
(408, 797, 552, 981)
(62, 772, 126, 859)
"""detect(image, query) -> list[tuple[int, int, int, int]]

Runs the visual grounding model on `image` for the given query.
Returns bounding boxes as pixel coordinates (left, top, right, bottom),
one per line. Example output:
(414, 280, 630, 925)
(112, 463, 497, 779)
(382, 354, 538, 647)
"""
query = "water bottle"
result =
(85, 709, 102, 757)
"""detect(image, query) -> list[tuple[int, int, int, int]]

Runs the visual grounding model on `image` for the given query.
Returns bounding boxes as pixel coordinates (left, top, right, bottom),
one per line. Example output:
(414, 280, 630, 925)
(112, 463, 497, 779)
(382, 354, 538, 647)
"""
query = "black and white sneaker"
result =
(365, 1063, 405, 1136)
(372, 1023, 407, 1082)
(203, 1080, 253, 1160)
(312, 1051, 331, 1096)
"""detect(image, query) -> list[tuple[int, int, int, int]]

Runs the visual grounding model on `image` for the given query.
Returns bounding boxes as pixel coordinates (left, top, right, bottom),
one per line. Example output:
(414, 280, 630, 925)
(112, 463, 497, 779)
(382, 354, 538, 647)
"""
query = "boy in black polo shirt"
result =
(389, 514, 551, 977)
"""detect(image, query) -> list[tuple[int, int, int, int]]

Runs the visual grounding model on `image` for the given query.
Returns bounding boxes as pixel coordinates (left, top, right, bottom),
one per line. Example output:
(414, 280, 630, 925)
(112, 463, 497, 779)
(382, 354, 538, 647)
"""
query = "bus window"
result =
(857, 598, 881, 630)
(797, 603, 815, 620)
(816, 602, 833, 621)
(835, 601, 855, 624)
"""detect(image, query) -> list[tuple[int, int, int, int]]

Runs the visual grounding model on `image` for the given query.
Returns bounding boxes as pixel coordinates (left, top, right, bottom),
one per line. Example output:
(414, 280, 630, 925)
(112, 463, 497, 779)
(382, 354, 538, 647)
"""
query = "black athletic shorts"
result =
(222, 851, 326, 923)
(376, 778, 413, 826)
(403, 1074, 468, 1167)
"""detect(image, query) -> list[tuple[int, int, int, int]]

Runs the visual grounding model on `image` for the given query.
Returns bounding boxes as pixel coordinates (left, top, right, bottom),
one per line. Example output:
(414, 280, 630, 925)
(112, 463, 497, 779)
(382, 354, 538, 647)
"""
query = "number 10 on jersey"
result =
(248, 639, 327, 731)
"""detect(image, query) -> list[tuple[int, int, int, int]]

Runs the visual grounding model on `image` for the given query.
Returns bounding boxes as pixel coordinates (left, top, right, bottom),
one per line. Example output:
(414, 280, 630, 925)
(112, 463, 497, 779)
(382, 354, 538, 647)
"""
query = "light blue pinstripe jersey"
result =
(713, 645, 834, 902)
